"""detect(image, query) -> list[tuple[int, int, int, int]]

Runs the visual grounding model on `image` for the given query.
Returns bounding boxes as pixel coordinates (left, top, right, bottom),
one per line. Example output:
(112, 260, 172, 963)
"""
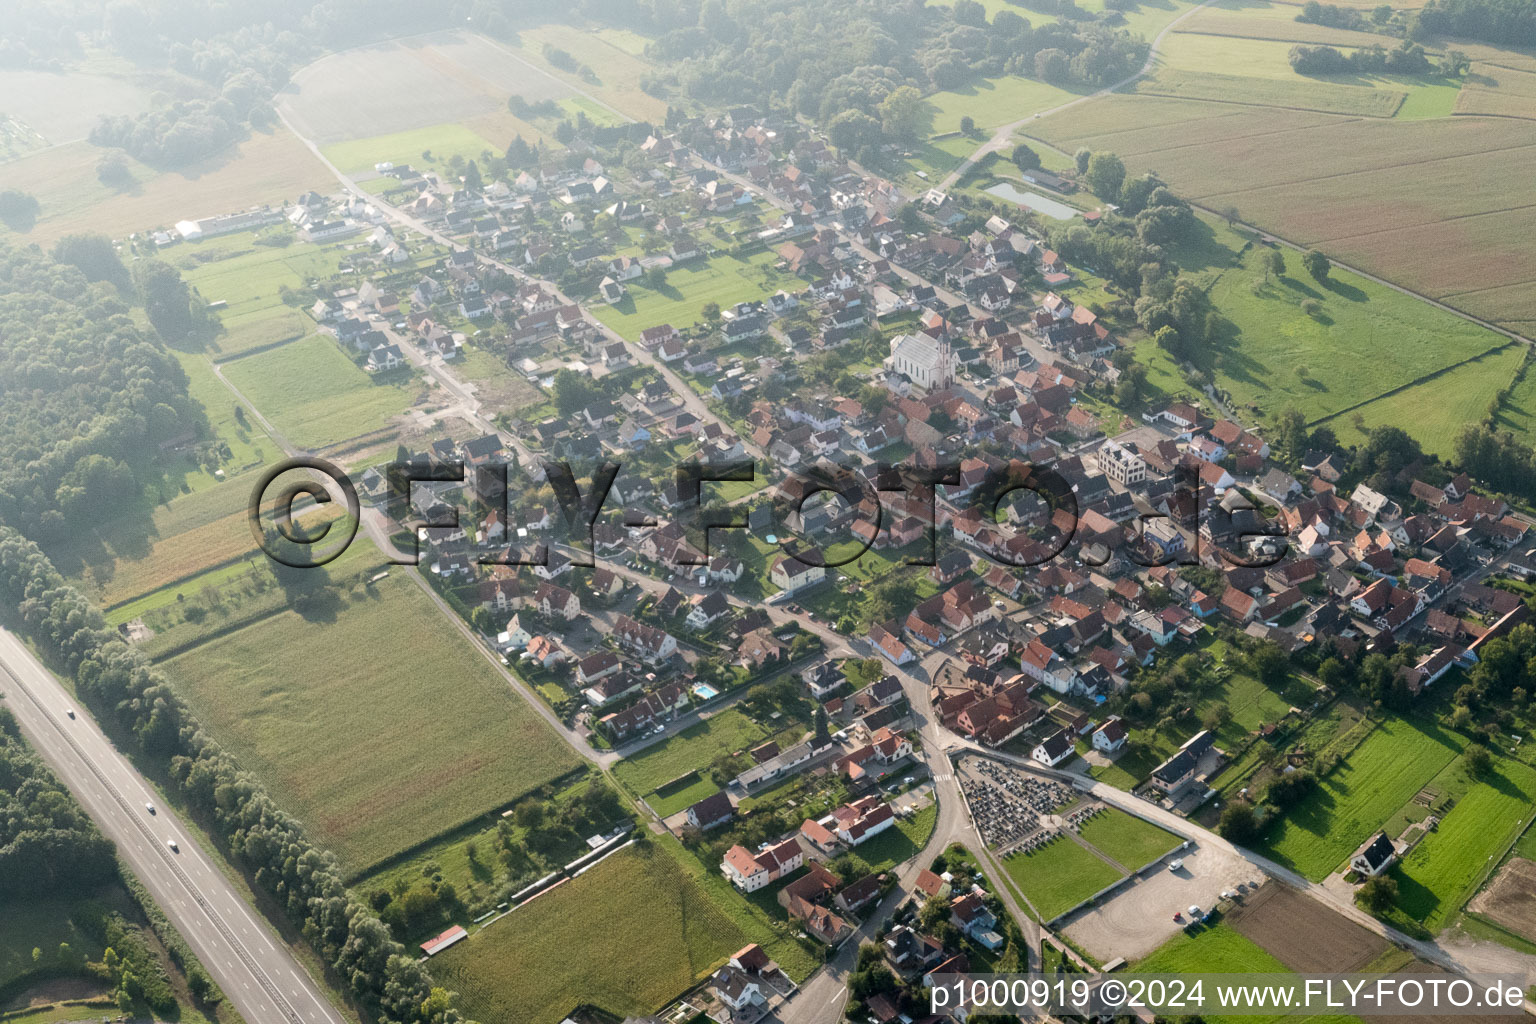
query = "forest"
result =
(1414, 0, 1536, 46)
(0, 243, 203, 540)
(0, 708, 118, 899)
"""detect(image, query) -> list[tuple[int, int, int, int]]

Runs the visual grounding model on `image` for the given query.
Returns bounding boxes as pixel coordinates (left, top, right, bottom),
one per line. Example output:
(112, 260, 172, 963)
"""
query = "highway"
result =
(0, 626, 349, 1024)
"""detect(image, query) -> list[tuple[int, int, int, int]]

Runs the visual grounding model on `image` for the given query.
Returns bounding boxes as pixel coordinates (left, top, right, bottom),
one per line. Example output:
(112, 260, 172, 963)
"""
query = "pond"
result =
(984, 182, 1079, 221)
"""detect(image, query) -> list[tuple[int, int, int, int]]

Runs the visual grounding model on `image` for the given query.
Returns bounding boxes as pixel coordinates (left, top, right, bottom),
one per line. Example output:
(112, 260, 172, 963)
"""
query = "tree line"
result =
(0, 527, 480, 1024)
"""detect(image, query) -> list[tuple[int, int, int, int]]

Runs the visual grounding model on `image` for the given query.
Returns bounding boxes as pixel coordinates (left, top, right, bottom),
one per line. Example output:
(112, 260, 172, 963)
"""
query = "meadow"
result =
(160, 574, 581, 874)
(591, 249, 798, 338)
(1002, 835, 1124, 920)
(434, 840, 806, 1024)
(222, 335, 421, 449)
(1260, 718, 1462, 880)
(1393, 758, 1536, 931)
(1323, 344, 1524, 458)
(0, 897, 102, 988)
(1077, 807, 1184, 870)
(320, 123, 505, 177)
(176, 237, 342, 331)
(925, 76, 1084, 134)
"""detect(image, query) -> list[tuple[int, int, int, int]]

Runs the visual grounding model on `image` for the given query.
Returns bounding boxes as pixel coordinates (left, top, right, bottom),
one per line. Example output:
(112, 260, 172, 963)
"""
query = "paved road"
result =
(0, 628, 347, 1024)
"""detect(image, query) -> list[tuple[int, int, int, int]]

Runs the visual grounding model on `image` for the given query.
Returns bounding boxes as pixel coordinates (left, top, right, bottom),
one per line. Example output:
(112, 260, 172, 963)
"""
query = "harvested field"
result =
(509, 23, 666, 122)
(279, 31, 573, 144)
(1457, 62, 1536, 119)
(0, 130, 331, 246)
(1177, 2, 1403, 47)
(1134, 68, 1405, 115)
(1033, 96, 1536, 328)
(0, 66, 154, 144)
(159, 573, 581, 874)
(1029, 97, 1349, 156)
(1227, 883, 1386, 973)
(1469, 857, 1536, 942)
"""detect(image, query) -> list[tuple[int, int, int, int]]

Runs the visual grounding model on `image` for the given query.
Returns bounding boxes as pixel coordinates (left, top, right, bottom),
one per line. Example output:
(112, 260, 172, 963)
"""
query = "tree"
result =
(959, 115, 975, 135)
(878, 85, 931, 146)
(552, 369, 600, 417)
(1260, 247, 1286, 282)
(1074, 148, 1092, 174)
(1011, 143, 1041, 171)
(1302, 248, 1331, 281)
(814, 705, 831, 746)
(1216, 801, 1260, 844)
(1201, 702, 1232, 733)
(1463, 743, 1493, 779)
(462, 160, 483, 192)
(1274, 407, 1309, 461)
(132, 258, 196, 340)
(827, 109, 881, 153)
(0, 189, 40, 230)
(701, 301, 722, 326)
(1084, 152, 1125, 199)
(1358, 875, 1398, 912)
(51, 234, 130, 289)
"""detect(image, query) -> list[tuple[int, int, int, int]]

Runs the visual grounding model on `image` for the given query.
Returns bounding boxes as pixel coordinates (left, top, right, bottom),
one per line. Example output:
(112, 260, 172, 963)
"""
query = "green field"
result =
(1326, 344, 1524, 458)
(176, 234, 343, 330)
(1003, 835, 1124, 920)
(590, 250, 798, 338)
(613, 708, 776, 799)
(1261, 718, 1462, 880)
(321, 122, 502, 176)
(1394, 758, 1536, 930)
(223, 335, 419, 448)
(160, 574, 580, 874)
(1204, 246, 1509, 431)
(434, 840, 805, 1024)
(1492, 358, 1536, 446)
(1077, 807, 1183, 869)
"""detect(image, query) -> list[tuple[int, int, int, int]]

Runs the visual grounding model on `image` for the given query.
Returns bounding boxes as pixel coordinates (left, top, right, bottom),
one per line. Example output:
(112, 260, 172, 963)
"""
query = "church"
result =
(885, 331, 959, 391)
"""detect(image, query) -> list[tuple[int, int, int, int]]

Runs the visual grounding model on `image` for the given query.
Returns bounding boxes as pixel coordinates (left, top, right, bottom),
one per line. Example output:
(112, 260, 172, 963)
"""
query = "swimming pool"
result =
(693, 683, 720, 701)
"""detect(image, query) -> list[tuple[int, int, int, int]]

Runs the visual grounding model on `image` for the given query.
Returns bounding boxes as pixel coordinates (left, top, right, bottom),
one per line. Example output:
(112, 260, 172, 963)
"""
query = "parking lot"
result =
(1063, 842, 1264, 961)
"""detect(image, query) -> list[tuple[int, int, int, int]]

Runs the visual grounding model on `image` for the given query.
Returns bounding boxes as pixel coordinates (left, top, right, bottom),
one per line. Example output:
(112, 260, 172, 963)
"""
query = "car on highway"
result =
(145, 802, 156, 815)
(166, 838, 179, 852)
(66, 708, 76, 719)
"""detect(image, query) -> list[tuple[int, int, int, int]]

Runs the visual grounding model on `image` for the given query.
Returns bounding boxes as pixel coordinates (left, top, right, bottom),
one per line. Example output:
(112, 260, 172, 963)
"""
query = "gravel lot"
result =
(1064, 842, 1264, 962)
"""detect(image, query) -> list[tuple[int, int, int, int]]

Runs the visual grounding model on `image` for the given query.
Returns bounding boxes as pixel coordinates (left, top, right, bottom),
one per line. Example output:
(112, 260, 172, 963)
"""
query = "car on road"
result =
(145, 802, 156, 815)
(166, 839, 179, 853)
(66, 708, 76, 719)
